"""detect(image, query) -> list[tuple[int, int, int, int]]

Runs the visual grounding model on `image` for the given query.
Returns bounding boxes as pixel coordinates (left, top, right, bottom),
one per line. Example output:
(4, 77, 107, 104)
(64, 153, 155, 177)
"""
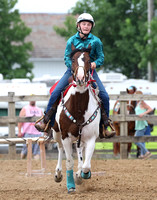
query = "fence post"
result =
(8, 92, 16, 159)
(39, 140, 46, 170)
(27, 139, 32, 176)
(120, 92, 128, 159)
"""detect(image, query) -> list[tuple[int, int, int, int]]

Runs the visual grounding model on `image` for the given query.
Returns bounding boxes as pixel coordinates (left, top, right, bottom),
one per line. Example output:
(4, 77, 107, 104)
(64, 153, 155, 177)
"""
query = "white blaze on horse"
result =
(52, 44, 101, 193)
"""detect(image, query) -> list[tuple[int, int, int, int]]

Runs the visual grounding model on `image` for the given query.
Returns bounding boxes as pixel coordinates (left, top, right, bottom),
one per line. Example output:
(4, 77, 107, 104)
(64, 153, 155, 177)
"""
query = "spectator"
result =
(126, 85, 137, 94)
(18, 101, 43, 160)
(113, 85, 137, 113)
(134, 91, 153, 159)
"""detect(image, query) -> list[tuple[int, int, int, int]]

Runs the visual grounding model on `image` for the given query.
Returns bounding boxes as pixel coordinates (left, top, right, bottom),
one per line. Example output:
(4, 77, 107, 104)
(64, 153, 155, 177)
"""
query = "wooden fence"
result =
(0, 92, 157, 159)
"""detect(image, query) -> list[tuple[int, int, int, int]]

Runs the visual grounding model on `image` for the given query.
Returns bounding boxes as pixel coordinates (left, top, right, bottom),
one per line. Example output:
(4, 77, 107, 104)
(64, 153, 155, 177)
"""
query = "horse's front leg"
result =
(81, 137, 96, 179)
(62, 137, 75, 193)
(75, 145, 84, 185)
(53, 131, 63, 183)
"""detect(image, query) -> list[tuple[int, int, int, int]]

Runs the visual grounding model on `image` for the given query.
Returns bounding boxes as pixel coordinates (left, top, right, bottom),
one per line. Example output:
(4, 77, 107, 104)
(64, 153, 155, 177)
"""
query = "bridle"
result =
(70, 47, 91, 86)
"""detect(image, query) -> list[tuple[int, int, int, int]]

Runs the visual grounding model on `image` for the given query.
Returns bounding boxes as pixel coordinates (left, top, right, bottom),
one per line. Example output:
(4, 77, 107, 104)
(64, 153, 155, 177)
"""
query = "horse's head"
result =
(127, 101, 136, 114)
(70, 43, 91, 86)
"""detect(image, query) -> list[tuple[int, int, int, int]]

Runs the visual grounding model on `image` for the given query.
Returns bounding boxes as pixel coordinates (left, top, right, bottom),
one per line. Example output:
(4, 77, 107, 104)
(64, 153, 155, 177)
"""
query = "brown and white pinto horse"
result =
(52, 44, 101, 193)
(113, 100, 136, 157)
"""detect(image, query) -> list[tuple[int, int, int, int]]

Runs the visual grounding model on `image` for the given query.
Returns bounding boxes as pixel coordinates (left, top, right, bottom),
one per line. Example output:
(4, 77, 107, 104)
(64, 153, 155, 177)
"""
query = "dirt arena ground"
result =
(0, 158, 156, 200)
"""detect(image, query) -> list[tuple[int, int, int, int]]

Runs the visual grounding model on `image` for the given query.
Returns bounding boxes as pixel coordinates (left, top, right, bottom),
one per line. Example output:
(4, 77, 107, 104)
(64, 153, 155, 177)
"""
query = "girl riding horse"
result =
(52, 44, 101, 193)
(35, 13, 115, 139)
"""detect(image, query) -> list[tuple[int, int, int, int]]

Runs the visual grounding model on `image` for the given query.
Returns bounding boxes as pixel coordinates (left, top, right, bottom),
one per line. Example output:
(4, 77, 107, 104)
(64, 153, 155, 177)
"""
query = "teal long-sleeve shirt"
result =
(64, 32, 104, 68)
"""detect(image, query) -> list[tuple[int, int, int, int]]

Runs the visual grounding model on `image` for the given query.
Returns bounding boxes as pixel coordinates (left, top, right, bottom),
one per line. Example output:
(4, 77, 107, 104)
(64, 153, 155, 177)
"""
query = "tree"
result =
(54, 15, 76, 40)
(0, 0, 33, 80)
(54, 0, 157, 80)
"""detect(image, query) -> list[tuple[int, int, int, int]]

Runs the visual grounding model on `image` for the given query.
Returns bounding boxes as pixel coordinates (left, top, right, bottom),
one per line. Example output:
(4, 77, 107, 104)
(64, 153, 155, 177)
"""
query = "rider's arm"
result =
(18, 107, 26, 137)
(93, 38, 104, 68)
(139, 101, 153, 117)
(64, 38, 73, 68)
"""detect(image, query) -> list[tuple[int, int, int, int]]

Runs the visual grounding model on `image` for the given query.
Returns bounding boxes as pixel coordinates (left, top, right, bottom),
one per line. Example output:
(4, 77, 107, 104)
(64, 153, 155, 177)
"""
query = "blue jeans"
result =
(135, 127, 149, 156)
(46, 68, 110, 126)
(92, 69, 109, 117)
(138, 125, 151, 155)
(145, 125, 151, 135)
(21, 133, 42, 156)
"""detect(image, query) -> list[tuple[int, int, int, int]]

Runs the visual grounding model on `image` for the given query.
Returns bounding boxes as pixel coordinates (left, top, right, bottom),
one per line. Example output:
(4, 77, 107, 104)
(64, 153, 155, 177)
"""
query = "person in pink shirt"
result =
(18, 101, 43, 159)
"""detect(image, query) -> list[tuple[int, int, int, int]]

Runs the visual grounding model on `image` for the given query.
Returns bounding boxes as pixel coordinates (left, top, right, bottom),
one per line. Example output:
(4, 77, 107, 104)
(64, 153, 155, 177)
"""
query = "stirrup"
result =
(35, 115, 44, 125)
(35, 115, 51, 132)
(44, 120, 51, 132)
(103, 119, 116, 139)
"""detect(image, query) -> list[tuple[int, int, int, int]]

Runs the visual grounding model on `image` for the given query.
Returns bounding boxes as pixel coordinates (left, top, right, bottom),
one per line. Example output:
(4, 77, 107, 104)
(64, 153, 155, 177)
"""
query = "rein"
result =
(70, 70, 96, 88)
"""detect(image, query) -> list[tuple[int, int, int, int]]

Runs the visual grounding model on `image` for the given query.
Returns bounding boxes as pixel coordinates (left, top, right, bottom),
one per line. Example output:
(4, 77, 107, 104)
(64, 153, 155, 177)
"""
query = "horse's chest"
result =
(55, 89, 99, 140)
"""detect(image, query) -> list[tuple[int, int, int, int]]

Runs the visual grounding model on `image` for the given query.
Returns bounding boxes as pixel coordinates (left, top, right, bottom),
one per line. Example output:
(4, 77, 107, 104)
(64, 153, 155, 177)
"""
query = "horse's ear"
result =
(71, 43, 75, 51)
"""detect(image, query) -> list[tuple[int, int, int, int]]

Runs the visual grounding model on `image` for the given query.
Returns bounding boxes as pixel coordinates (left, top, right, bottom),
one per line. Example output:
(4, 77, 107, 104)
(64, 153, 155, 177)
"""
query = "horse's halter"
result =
(71, 48, 91, 87)
(73, 55, 89, 86)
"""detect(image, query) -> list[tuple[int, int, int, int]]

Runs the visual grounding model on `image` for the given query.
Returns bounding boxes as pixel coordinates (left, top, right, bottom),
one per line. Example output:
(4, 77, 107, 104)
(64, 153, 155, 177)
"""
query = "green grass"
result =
(95, 142, 113, 150)
(95, 110, 157, 154)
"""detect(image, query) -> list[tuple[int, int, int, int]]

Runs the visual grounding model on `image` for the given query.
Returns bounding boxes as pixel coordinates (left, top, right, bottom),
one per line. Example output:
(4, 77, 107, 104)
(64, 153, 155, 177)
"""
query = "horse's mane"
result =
(70, 47, 91, 58)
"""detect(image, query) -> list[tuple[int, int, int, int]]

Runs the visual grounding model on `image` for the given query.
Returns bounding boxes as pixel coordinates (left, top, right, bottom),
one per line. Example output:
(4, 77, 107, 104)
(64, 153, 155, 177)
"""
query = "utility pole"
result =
(147, 0, 154, 82)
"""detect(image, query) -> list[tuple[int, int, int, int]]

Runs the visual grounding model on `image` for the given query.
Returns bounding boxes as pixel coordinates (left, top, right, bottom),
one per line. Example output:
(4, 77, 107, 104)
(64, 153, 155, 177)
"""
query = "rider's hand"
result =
(91, 62, 96, 70)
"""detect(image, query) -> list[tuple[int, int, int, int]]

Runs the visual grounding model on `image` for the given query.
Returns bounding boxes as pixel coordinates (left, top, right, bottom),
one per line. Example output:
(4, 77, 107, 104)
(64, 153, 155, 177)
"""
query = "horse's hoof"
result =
(81, 170, 91, 179)
(68, 187, 76, 194)
(74, 173, 83, 185)
(54, 173, 63, 183)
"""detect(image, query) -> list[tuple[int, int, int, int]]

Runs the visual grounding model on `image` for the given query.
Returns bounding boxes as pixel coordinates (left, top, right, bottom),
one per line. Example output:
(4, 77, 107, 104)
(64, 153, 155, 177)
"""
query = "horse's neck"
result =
(129, 100, 136, 107)
(132, 101, 137, 108)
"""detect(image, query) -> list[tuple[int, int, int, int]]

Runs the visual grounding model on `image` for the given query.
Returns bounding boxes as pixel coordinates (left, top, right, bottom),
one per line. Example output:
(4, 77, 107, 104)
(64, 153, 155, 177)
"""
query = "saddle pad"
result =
(49, 80, 74, 97)
(49, 79, 97, 101)
(49, 80, 60, 95)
